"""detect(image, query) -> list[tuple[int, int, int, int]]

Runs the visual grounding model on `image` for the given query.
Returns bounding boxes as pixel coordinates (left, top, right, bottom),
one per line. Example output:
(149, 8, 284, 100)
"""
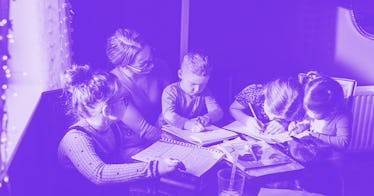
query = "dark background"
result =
(70, 0, 360, 112)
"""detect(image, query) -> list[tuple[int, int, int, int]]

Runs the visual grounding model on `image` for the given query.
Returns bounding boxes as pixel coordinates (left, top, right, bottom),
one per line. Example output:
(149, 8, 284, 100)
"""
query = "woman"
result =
(58, 64, 180, 187)
(106, 28, 171, 125)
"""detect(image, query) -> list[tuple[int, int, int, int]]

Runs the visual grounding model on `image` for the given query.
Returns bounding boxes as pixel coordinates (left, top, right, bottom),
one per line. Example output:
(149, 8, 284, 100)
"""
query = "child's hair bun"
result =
(63, 64, 92, 88)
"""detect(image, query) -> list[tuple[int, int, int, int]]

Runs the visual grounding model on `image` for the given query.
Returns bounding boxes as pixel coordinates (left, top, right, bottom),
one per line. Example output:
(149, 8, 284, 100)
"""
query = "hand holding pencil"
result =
(246, 103, 265, 132)
(158, 158, 186, 175)
(184, 116, 210, 132)
(244, 117, 264, 133)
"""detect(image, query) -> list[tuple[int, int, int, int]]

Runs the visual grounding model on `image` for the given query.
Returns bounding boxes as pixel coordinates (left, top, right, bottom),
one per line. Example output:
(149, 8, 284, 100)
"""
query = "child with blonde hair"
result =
(161, 52, 223, 132)
(58, 64, 182, 186)
(230, 76, 305, 135)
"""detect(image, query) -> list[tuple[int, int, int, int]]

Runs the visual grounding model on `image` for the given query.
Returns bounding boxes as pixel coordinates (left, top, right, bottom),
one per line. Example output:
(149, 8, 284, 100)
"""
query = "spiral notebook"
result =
(162, 124, 238, 146)
(132, 138, 224, 177)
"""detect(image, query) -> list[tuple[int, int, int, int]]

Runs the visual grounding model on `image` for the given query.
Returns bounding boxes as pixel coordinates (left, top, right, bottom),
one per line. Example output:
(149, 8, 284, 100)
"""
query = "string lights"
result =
(0, 1, 73, 193)
(0, 0, 11, 193)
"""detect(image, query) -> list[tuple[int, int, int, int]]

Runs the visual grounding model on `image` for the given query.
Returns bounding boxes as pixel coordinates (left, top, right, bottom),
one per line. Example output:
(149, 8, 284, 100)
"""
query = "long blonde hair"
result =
(264, 77, 304, 121)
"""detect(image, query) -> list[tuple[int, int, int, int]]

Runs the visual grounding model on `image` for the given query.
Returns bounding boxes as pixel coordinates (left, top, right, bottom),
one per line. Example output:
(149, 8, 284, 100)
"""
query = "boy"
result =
(161, 52, 223, 132)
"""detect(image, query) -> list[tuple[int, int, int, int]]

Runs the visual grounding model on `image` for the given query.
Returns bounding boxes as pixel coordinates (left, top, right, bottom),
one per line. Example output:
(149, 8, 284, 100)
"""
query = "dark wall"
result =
(188, 0, 342, 112)
(71, 0, 181, 76)
(70, 0, 369, 114)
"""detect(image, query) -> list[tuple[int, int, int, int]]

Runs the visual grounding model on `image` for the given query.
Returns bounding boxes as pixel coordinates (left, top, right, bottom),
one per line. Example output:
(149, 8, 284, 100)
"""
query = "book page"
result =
(223, 121, 292, 143)
(162, 125, 237, 146)
(132, 139, 224, 177)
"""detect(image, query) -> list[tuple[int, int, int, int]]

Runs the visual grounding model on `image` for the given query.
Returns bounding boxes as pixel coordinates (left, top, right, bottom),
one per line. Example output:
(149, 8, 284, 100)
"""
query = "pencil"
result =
(248, 103, 258, 119)
(248, 103, 265, 131)
(248, 144, 258, 161)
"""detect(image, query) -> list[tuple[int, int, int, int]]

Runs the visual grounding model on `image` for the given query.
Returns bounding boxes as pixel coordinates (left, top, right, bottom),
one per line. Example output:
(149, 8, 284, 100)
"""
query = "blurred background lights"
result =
(0, 18, 7, 26)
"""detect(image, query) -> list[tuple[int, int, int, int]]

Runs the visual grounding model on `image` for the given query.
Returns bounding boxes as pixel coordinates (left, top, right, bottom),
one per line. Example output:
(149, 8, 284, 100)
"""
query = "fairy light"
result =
(1, 0, 11, 189)
(0, 0, 73, 190)
(1, 55, 8, 61)
(0, 19, 7, 27)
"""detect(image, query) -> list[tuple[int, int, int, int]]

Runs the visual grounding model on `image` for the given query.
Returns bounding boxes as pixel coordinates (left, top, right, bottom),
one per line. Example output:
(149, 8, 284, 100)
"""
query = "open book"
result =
(132, 138, 224, 177)
(162, 124, 238, 146)
(216, 138, 292, 171)
(223, 121, 292, 143)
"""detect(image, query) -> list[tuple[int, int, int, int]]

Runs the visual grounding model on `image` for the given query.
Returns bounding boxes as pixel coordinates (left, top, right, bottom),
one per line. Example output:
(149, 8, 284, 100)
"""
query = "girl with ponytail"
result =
(297, 71, 351, 149)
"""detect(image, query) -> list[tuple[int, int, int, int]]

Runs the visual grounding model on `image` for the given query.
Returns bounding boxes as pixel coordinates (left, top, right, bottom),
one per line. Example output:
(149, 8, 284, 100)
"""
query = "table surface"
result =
(163, 121, 304, 178)
(158, 122, 306, 195)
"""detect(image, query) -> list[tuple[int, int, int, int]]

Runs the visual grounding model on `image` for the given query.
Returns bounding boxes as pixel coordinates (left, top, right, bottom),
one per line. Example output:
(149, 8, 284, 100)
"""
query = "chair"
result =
(326, 84, 374, 196)
(331, 77, 357, 109)
(6, 89, 105, 196)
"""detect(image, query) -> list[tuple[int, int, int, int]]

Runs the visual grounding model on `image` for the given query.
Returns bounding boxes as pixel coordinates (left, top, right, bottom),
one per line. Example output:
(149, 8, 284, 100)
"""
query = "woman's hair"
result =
(264, 77, 305, 121)
(181, 52, 212, 76)
(63, 64, 120, 118)
(303, 75, 345, 119)
(106, 28, 146, 68)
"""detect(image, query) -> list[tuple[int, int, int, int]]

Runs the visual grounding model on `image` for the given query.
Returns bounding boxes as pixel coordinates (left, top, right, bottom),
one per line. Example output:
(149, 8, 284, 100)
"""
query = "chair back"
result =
(332, 77, 357, 109)
(6, 89, 96, 195)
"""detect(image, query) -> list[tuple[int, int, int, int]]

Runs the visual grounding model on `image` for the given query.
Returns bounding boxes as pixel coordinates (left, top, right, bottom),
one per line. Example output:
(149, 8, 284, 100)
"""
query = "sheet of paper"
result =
(132, 139, 224, 177)
(223, 121, 292, 143)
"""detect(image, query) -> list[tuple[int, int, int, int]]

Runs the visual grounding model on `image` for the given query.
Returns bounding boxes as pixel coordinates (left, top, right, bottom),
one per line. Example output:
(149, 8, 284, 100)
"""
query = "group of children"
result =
(230, 71, 351, 149)
(57, 27, 351, 190)
(161, 53, 350, 149)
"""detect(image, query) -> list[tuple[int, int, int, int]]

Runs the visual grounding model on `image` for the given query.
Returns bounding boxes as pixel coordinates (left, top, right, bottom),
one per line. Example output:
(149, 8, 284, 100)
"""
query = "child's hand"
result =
(196, 116, 210, 126)
(264, 120, 287, 135)
(157, 158, 185, 176)
(288, 121, 310, 135)
(184, 119, 204, 132)
(245, 117, 264, 133)
(288, 121, 298, 133)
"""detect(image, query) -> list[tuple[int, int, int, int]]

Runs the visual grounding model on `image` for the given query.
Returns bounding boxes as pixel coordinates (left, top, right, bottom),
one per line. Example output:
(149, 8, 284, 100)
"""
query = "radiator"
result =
(349, 86, 374, 151)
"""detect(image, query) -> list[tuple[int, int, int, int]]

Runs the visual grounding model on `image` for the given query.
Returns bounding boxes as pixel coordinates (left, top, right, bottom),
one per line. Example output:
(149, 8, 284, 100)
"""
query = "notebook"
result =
(162, 124, 238, 146)
(132, 138, 224, 177)
(216, 138, 292, 171)
(223, 121, 292, 143)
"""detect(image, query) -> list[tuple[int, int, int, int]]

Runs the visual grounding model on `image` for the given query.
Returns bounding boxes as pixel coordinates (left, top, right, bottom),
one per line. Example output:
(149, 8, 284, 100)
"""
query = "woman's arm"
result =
(59, 131, 156, 185)
(120, 102, 161, 142)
